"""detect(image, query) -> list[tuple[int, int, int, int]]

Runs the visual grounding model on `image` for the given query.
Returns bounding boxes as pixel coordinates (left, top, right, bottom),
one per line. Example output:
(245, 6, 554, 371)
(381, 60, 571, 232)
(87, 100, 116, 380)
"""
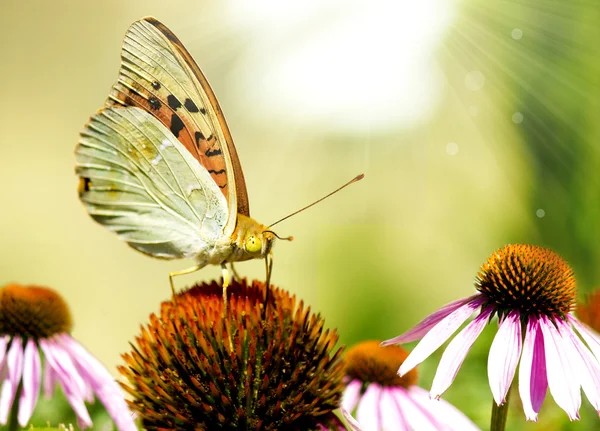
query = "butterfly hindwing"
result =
(75, 106, 229, 259)
(105, 17, 249, 236)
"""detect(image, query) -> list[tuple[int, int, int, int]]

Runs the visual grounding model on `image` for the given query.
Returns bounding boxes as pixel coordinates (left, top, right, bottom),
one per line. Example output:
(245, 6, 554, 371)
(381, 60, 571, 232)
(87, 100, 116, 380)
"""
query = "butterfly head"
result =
(243, 229, 293, 257)
(235, 215, 293, 258)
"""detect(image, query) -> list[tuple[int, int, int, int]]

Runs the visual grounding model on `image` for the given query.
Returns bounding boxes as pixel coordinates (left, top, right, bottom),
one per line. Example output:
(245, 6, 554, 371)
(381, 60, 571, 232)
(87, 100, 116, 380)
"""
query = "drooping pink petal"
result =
(559, 319, 600, 413)
(380, 388, 409, 431)
(0, 337, 24, 425)
(0, 336, 9, 368)
(356, 383, 382, 431)
(430, 307, 492, 398)
(409, 386, 480, 431)
(539, 316, 581, 420)
(393, 386, 441, 431)
(382, 294, 482, 346)
(570, 316, 600, 363)
(18, 339, 41, 426)
(0, 336, 9, 382)
(488, 310, 522, 405)
(57, 334, 137, 431)
(398, 299, 482, 377)
(40, 338, 93, 429)
(43, 359, 58, 398)
(518, 317, 547, 421)
(341, 408, 364, 431)
(342, 379, 362, 413)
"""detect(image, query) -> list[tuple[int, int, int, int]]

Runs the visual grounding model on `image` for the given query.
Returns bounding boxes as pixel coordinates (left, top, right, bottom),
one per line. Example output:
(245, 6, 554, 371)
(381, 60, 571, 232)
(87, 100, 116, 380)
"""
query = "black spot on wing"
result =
(200, 107, 207, 115)
(218, 183, 227, 189)
(184, 98, 199, 113)
(151, 81, 161, 90)
(78, 177, 92, 195)
(205, 148, 222, 157)
(195, 131, 205, 144)
(167, 95, 182, 110)
(148, 97, 161, 110)
(170, 114, 185, 137)
(208, 169, 226, 175)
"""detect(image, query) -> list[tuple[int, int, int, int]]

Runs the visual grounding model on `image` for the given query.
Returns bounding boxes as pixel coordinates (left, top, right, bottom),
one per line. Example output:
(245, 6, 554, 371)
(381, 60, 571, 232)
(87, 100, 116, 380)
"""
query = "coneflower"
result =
(120, 278, 349, 430)
(0, 283, 136, 430)
(383, 244, 600, 427)
(342, 341, 479, 431)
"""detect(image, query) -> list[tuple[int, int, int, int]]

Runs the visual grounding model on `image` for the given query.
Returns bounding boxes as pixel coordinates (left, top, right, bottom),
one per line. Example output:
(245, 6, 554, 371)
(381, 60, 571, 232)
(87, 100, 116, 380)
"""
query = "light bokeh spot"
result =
(446, 142, 459, 155)
(512, 112, 524, 124)
(536, 208, 546, 218)
(465, 71, 486, 91)
(512, 28, 523, 40)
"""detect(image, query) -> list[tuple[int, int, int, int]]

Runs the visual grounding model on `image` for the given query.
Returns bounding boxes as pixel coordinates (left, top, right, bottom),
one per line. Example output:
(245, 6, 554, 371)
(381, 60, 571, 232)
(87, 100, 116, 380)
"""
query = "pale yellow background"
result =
(0, 0, 529, 367)
(4, 2, 586, 428)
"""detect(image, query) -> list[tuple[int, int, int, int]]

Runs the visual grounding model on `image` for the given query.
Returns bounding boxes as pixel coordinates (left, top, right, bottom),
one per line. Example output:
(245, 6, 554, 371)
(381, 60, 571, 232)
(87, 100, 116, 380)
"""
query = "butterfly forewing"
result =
(106, 17, 250, 235)
(76, 106, 228, 259)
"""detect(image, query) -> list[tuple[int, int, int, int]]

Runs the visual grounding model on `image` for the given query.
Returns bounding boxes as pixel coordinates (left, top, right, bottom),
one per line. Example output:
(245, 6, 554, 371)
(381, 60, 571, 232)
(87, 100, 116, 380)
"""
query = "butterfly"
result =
(75, 17, 363, 303)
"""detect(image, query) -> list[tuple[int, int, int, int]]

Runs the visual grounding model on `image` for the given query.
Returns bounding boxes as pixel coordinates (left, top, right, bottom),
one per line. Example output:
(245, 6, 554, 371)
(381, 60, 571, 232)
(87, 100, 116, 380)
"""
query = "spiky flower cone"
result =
(120, 279, 345, 430)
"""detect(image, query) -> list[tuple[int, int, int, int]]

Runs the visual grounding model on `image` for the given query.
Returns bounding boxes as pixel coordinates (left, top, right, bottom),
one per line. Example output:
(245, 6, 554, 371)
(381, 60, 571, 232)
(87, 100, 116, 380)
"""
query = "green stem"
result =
(490, 386, 511, 431)
(7, 381, 23, 431)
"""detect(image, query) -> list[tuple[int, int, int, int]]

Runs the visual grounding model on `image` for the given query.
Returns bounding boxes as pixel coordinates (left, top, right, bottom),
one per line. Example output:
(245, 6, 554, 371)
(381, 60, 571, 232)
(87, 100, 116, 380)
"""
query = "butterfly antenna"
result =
(269, 173, 365, 228)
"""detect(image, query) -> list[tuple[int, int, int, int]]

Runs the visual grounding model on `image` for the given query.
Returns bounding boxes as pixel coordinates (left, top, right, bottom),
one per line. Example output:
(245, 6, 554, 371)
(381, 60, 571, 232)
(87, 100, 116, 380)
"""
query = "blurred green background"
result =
(1, 0, 599, 429)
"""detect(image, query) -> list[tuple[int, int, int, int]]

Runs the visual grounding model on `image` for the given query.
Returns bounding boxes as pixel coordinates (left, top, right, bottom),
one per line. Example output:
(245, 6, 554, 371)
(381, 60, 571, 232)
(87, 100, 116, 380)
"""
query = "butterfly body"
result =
(75, 17, 277, 287)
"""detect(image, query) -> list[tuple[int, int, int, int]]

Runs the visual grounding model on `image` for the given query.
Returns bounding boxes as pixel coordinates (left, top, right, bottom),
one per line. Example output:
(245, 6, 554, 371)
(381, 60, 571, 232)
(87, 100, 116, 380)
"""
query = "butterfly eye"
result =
(245, 235, 262, 254)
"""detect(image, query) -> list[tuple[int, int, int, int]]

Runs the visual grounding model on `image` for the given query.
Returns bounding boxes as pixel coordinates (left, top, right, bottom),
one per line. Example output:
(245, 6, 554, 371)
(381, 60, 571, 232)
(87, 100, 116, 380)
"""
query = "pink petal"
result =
(0, 336, 9, 367)
(399, 299, 482, 377)
(0, 336, 9, 382)
(393, 386, 441, 431)
(356, 383, 382, 431)
(58, 335, 137, 431)
(0, 337, 24, 425)
(382, 294, 482, 346)
(518, 317, 548, 421)
(488, 311, 522, 405)
(43, 360, 58, 398)
(409, 386, 480, 431)
(570, 316, 600, 363)
(341, 408, 363, 431)
(559, 319, 600, 413)
(539, 316, 581, 420)
(380, 388, 410, 431)
(430, 307, 492, 398)
(40, 338, 93, 429)
(342, 379, 362, 413)
(18, 339, 41, 426)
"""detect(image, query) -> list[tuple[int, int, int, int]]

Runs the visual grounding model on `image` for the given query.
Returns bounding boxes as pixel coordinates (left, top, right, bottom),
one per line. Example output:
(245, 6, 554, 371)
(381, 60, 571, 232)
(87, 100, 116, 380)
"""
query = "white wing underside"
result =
(75, 106, 229, 259)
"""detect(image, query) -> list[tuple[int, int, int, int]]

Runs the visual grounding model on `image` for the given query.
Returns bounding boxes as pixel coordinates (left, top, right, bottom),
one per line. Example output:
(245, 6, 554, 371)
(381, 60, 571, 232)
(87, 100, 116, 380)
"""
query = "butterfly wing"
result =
(105, 17, 249, 238)
(75, 106, 228, 259)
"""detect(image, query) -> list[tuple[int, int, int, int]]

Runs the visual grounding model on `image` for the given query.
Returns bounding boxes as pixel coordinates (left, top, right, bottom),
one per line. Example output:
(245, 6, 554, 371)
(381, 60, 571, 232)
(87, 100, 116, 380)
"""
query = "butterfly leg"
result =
(169, 264, 203, 297)
(262, 251, 274, 319)
(221, 263, 230, 314)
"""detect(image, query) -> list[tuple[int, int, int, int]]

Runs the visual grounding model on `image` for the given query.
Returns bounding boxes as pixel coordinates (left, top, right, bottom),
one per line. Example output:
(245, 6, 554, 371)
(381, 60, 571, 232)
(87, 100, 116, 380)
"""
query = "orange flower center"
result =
(475, 244, 576, 319)
(344, 340, 418, 387)
(0, 284, 72, 338)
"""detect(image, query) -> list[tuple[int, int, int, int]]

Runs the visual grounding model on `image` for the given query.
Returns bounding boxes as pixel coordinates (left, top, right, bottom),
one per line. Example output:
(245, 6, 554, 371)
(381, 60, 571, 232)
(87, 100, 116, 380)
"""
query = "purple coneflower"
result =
(342, 340, 479, 431)
(120, 278, 351, 430)
(0, 283, 136, 430)
(383, 244, 600, 423)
